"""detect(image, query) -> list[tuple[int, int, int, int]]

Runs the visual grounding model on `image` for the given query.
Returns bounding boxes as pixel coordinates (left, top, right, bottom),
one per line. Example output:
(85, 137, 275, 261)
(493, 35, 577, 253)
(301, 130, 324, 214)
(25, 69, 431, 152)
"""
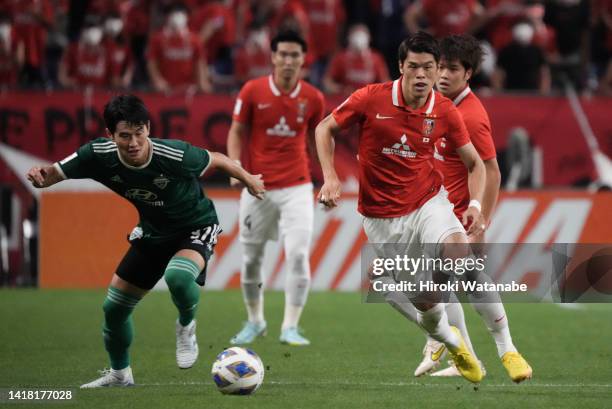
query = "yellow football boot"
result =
(501, 352, 533, 383)
(446, 326, 484, 384)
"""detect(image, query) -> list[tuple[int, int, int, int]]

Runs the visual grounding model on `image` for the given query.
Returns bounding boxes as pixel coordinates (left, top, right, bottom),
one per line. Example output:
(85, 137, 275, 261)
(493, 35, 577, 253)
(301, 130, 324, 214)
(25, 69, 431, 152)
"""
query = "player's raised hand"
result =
(318, 176, 342, 208)
(245, 173, 265, 200)
(462, 206, 486, 238)
(26, 166, 48, 188)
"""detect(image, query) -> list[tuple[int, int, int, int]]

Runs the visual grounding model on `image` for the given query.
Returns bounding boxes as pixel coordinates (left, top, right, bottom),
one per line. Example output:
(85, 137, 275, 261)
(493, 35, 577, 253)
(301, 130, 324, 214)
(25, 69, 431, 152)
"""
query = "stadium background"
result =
(1, 1, 612, 408)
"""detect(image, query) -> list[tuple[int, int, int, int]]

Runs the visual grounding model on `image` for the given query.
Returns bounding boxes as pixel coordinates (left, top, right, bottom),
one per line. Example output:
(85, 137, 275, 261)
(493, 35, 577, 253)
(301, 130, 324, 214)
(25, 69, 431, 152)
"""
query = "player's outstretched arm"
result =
(456, 143, 486, 236)
(26, 164, 65, 188)
(226, 120, 247, 188)
(315, 114, 342, 208)
(208, 151, 265, 200)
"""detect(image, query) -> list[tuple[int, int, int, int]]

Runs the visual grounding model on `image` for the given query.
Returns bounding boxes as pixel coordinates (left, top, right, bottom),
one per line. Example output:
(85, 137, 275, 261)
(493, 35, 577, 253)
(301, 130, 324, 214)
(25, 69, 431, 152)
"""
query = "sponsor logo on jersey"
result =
(381, 134, 417, 158)
(257, 103, 271, 110)
(124, 188, 164, 206)
(422, 118, 435, 136)
(266, 116, 297, 137)
(153, 174, 170, 189)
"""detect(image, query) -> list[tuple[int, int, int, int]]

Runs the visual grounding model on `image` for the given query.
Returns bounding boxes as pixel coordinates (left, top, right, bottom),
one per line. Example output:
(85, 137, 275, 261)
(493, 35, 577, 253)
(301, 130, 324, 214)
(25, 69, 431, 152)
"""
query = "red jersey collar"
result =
(392, 77, 436, 114)
(452, 85, 471, 106)
(268, 75, 302, 98)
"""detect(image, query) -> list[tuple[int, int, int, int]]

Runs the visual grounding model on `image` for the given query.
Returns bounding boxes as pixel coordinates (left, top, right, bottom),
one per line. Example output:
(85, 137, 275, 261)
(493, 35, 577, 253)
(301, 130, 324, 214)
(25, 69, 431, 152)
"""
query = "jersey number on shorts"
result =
(190, 225, 221, 248)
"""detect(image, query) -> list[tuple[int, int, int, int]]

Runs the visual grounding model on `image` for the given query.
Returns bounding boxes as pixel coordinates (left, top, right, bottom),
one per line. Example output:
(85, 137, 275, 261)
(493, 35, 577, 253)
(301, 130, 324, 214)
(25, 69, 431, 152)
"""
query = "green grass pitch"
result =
(1, 290, 611, 409)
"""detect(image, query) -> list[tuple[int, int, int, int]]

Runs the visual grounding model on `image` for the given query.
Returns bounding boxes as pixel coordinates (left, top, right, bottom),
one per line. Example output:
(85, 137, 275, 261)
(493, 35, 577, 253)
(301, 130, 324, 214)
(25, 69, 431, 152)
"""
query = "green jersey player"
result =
(26, 95, 265, 388)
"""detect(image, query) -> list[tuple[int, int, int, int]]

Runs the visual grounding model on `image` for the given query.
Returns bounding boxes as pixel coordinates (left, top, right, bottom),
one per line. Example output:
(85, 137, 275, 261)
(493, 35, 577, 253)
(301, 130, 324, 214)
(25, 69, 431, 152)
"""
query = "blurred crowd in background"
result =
(0, 0, 611, 96)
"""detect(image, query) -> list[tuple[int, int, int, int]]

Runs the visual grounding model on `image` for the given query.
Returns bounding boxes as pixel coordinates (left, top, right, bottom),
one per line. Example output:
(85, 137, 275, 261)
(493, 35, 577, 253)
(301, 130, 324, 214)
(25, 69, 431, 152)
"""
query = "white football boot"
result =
(80, 367, 134, 389)
(414, 338, 447, 377)
(176, 319, 199, 369)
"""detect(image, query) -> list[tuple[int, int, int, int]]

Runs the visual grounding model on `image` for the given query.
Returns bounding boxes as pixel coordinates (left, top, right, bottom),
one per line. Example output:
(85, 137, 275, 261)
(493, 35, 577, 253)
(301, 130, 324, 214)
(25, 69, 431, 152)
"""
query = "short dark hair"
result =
(439, 34, 484, 74)
(398, 31, 440, 64)
(103, 95, 150, 134)
(271, 30, 307, 53)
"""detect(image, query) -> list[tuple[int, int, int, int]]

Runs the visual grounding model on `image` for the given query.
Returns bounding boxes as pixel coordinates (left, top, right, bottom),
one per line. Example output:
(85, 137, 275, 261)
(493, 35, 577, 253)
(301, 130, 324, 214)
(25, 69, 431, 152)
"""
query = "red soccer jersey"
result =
(0, 28, 19, 85)
(332, 79, 470, 218)
(304, 0, 345, 60)
(233, 45, 271, 84)
(327, 49, 389, 92)
(147, 29, 203, 87)
(62, 42, 113, 87)
(11, 0, 53, 67)
(434, 86, 496, 218)
(191, 3, 236, 61)
(422, 0, 477, 37)
(233, 75, 325, 189)
(105, 38, 133, 78)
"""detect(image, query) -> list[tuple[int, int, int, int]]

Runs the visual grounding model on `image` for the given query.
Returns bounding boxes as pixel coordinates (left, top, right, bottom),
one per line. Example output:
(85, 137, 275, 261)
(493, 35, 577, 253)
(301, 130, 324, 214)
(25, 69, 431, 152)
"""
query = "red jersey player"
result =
(226, 31, 325, 346)
(316, 32, 485, 384)
(422, 34, 531, 383)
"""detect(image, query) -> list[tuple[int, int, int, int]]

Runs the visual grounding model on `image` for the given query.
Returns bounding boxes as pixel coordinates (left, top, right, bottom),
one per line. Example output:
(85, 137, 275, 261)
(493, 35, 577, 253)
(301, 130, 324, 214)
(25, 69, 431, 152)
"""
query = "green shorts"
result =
(115, 224, 221, 290)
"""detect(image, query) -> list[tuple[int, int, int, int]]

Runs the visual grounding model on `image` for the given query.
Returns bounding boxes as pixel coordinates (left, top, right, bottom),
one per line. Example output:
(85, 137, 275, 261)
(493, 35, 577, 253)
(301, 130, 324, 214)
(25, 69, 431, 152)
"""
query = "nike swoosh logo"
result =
(494, 315, 506, 323)
(376, 113, 393, 119)
(431, 345, 446, 361)
(257, 103, 271, 110)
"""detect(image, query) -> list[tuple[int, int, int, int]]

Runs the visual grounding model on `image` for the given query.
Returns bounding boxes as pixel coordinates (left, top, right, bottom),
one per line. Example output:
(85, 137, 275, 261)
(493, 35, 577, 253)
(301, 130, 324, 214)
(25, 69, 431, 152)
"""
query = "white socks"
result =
(470, 301, 517, 357)
(281, 304, 304, 330)
(417, 303, 460, 350)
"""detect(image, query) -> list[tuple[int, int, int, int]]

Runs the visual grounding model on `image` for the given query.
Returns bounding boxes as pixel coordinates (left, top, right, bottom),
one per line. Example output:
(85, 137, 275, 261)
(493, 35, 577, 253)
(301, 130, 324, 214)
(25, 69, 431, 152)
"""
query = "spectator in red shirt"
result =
(302, 0, 345, 86)
(233, 23, 272, 85)
(147, 4, 212, 94)
(0, 14, 21, 88)
(10, 0, 54, 88)
(58, 18, 113, 89)
(122, 0, 152, 88)
(404, 0, 483, 38)
(190, 0, 235, 78)
(103, 13, 134, 89)
(323, 24, 390, 94)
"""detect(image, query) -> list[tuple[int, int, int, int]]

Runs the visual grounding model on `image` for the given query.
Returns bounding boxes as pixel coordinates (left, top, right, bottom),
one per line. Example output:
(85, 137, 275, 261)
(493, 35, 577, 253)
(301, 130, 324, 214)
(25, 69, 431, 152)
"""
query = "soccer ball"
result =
(211, 347, 265, 395)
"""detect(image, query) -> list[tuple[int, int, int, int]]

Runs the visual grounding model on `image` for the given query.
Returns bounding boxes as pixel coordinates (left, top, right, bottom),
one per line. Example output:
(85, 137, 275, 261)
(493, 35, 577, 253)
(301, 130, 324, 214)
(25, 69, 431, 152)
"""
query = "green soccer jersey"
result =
(56, 137, 219, 244)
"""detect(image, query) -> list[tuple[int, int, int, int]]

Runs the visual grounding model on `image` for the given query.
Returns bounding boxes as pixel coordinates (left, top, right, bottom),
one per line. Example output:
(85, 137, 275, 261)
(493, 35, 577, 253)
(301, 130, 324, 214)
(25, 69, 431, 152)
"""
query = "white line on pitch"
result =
(136, 380, 612, 389)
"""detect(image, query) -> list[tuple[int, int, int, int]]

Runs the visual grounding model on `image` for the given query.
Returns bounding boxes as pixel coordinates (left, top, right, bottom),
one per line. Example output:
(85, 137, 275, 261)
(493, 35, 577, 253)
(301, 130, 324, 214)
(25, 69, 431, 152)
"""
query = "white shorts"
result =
(363, 187, 465, 281)
(239, 182, 314, 244)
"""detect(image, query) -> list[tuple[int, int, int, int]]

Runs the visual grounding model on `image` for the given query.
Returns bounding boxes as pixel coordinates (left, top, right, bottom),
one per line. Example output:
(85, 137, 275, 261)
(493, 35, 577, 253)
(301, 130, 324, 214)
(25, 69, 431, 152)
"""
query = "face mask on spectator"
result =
(105, 18, 123, 37)
(349, 30, 369, 51)
(251, 31, 268, 49)
(83, 27, 103, 46)
(0, 23, 10, 42)
(512, 23, 534, 46)
(168, 11, 188, 31)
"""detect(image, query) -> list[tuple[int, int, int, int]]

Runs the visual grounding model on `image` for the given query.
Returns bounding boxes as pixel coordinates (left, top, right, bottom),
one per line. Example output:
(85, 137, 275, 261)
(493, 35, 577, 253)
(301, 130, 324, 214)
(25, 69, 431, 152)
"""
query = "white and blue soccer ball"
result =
(211, 347, 265, 395)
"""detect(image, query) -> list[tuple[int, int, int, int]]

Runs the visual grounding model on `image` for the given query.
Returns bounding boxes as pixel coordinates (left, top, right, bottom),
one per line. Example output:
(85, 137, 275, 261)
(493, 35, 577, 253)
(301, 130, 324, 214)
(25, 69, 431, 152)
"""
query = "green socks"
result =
(102, 287, 141, 370)
(164, 256, 201, 326)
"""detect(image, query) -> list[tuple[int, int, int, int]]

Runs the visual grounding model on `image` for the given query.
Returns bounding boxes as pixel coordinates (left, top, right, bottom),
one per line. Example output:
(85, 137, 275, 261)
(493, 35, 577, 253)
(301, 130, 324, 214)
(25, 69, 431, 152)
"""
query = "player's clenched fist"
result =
(26, 166, 51, 188)
(245, 174, 265, 200)
(318, 177, 341, 208)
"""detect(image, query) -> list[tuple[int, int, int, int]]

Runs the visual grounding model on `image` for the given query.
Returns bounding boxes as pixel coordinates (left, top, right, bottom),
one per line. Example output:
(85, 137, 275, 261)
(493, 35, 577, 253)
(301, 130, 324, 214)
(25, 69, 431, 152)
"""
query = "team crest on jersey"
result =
(422, 118, 435, 136)
(297, 99, 307, 123)
(153, 174, 170, 189)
